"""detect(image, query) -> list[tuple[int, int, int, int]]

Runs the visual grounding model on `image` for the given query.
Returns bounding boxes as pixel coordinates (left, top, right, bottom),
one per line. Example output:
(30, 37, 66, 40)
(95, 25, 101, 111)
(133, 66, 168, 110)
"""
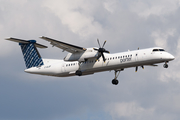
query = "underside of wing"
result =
(40, 36, 86, 53)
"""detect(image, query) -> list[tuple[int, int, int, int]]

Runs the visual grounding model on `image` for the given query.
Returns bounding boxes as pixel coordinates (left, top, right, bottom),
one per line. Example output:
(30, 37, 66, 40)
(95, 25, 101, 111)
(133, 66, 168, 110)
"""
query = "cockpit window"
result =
(152, 49, 165, 52)
(159, 49, 165, 51)
(153, 49, 159, 52)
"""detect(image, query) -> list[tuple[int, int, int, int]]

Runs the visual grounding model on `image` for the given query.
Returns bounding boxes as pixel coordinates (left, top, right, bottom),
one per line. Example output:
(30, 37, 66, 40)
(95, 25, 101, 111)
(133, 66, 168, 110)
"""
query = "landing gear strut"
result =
(75, 62, 83, 76)
(112, 70, 123, 85)
(163, 61, 168, 68)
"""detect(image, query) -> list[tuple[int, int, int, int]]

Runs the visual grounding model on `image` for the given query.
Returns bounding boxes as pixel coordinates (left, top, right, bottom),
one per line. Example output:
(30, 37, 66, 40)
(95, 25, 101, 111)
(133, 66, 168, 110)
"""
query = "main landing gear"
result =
(112, 69, 123, 85)
(75, 62, 83, 76)
(163, 61, 168, 68)
(75, 70, 82, 76)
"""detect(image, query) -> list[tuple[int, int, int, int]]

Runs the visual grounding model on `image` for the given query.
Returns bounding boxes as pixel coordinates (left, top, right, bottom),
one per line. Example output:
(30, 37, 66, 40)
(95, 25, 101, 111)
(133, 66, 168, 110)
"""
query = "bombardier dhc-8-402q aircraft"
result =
(6, 37, 175, 85)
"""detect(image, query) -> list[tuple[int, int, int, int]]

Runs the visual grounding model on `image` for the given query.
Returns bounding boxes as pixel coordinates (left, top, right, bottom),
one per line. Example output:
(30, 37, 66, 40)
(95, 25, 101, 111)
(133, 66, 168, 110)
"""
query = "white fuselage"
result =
(25, 47, 175, 77)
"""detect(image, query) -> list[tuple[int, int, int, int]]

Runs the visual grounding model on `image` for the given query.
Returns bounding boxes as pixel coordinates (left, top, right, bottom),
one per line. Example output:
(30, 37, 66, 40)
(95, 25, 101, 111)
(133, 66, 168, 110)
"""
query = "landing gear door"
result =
(61, 63, 66, 72)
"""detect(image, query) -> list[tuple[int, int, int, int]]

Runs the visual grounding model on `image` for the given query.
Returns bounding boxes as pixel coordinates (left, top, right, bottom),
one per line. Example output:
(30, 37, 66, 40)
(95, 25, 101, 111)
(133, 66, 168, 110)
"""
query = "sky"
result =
(0, 0, 180, 120)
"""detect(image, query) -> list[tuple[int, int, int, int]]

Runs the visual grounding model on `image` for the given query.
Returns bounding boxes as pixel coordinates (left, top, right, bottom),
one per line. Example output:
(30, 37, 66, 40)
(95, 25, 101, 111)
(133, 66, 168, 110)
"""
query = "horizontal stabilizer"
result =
(6, 37, 48, 48)
(6, 37, 47, 68)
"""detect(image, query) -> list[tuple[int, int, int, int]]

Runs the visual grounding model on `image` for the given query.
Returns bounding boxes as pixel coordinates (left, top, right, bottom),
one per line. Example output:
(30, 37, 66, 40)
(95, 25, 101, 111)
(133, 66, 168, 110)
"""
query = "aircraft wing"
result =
(40, 36, 86, 53)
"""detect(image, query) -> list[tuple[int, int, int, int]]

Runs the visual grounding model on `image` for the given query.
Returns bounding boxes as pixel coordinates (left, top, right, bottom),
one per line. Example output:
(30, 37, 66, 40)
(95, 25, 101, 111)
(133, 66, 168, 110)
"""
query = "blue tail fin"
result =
(19, 40, 44, 68)
(6, 38, 47, 69)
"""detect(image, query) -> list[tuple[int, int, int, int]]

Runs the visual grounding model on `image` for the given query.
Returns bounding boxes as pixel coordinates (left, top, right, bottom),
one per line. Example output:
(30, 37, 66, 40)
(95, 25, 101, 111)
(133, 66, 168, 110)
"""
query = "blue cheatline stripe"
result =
(20, 41, 44, 69)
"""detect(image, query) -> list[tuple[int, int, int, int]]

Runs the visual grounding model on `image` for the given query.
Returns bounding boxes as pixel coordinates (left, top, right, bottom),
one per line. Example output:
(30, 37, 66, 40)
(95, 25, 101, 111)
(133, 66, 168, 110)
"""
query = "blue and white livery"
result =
(6, 37, 175, 85)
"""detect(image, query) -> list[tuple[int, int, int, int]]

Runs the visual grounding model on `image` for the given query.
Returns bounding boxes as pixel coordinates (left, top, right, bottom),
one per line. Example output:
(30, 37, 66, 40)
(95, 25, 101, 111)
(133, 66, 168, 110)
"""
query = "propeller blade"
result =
(93, 48, 99, 51)
(141, 66, 144, 69)
(135, 66, 138, 72)
(104, 50, 110, 53)
(97, 39, 101, 48)
(102, 40, 106, 48)
(96, 54, 102, 61)
(101, 52, 106, 62)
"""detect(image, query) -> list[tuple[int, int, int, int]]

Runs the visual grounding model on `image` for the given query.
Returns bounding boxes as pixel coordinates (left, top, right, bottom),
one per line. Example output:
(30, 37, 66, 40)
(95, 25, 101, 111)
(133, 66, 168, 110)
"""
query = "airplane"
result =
(6, 36, 175, 85)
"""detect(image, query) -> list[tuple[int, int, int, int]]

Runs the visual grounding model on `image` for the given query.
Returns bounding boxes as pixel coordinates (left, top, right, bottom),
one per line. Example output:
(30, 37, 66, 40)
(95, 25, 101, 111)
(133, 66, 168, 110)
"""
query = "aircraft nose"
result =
(169, 54, 175, 60)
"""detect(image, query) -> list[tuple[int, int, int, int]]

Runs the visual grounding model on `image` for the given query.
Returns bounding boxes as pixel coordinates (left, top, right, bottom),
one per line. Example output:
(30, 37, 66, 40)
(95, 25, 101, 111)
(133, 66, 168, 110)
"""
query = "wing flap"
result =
(40, 36, 86, 53)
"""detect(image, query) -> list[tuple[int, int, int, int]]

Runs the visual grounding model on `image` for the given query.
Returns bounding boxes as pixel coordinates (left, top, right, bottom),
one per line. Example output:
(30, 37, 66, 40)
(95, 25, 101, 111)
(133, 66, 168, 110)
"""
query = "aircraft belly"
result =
(81, 58, 165, 74)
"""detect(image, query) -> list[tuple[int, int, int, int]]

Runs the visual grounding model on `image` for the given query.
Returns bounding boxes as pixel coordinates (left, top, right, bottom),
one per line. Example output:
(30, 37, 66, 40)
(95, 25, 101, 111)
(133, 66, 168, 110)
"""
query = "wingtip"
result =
(39, 36, 43, 38)
(5, 37, 12, 40)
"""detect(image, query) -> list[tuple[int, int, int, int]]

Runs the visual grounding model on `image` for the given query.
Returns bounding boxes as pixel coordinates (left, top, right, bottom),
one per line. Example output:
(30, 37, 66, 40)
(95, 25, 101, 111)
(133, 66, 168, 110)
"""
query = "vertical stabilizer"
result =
(20, 40, 44, 68)
(6, 37, 47, 69)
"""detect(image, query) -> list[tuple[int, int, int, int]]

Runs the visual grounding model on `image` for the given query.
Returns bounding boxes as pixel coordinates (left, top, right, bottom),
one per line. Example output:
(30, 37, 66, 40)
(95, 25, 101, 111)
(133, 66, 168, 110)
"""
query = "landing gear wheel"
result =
(112, 79, 119, 85)
(163, 64, 168, 68)
(75, 70, 82, 76)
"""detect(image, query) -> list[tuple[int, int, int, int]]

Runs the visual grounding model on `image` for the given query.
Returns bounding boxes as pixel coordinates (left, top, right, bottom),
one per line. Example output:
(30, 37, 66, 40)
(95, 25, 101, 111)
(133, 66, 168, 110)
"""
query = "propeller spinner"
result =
(94, 39, 110, 62)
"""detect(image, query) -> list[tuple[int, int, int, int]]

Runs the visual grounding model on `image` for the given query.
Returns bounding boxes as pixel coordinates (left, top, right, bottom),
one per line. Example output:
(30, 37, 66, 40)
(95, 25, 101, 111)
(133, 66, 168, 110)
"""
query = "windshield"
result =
(152, 49, 165, 52)
(159, 49, 165, 51)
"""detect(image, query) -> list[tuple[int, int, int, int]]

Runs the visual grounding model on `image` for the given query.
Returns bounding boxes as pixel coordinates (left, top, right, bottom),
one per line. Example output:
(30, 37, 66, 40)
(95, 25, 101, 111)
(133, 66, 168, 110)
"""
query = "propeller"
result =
(135, 66, 144, 72)
(94, 39, 110, 62)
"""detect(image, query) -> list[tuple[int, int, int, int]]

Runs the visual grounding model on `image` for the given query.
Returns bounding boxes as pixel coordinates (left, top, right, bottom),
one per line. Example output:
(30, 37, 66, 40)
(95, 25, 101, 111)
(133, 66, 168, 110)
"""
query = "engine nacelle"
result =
(64, 48, 98, 62)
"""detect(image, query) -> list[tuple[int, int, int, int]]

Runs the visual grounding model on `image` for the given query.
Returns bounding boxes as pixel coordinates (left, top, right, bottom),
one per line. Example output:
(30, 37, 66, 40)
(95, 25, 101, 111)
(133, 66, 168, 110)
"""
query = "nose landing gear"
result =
(163, 61, 168, 68)
(112, 79, 119, 85)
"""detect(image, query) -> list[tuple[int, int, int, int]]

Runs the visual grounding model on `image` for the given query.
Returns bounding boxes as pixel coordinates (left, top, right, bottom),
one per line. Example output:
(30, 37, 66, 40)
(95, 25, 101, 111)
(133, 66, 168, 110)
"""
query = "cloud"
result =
(43, 0, 103, 38)
(151, 29, 176, 50)
(130, 0, 180, 18)
(106, 102, 155, 120)
(103, 0, 118, 13)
